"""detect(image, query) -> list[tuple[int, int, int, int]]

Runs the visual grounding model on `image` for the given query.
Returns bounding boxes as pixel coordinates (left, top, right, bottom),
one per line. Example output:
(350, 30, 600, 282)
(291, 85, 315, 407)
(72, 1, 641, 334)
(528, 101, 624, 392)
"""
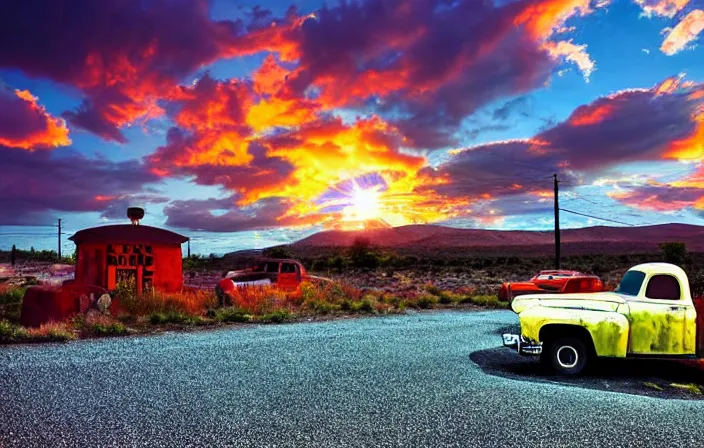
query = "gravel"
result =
(1, 310, 704, 447)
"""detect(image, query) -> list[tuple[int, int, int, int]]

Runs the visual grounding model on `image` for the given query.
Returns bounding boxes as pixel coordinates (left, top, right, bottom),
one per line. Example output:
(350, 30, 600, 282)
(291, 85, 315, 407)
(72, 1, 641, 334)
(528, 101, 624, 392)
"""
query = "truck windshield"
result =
(616, 270, 646, 296)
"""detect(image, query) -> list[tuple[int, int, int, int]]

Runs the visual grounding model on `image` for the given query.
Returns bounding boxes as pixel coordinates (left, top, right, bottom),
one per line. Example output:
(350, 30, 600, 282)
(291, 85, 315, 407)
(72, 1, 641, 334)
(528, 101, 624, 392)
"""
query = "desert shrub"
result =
(417, 294, 439, 309)
(214, 307, 251, 323)
(348, 238, 381, 269)
(258, 309, 292, 323)
(303, 300, 342, 314)
(331, 254, 350, 271)
(344, 295, 376, 313)
(0, 286, 25, 323)
(0, 319, 28, 342)
(26, 322, 75, 342)
(74, 315, 128, 336)
(311, 259, 328, 271)
(424, 283, 442, 296)
(264, 246, 292, 259)
(660, 242, 687, 265)
(470, 295, 507, 308)
(148, 311, 205, 326)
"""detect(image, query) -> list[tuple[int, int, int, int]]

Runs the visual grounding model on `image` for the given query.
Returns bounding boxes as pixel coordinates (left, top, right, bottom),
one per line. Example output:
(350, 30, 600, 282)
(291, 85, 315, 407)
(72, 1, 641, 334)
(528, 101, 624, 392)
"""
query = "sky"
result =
(1, 0, 704, 255)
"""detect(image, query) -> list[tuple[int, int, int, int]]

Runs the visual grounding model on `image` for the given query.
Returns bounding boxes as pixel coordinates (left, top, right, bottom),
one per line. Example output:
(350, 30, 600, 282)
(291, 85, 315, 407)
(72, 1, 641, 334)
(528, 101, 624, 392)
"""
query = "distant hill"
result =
(293, 223, 704, 255)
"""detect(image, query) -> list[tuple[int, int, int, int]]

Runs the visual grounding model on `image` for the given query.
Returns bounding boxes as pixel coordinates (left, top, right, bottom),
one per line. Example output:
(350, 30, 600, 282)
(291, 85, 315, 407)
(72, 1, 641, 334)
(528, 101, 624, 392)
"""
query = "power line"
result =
(559, 208, 635, 226)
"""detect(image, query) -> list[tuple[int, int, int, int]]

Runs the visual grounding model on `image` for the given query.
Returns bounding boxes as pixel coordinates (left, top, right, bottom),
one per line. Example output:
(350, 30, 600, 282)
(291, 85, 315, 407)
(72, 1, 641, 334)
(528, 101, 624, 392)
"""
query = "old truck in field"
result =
(502, 263, 704, 375)
(215, 258, 313, 305)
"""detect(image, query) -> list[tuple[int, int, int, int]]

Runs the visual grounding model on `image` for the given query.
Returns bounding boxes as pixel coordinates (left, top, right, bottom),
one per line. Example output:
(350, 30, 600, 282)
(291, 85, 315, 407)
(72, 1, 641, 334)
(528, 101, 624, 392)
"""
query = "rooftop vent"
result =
(127, 207, 145, 225)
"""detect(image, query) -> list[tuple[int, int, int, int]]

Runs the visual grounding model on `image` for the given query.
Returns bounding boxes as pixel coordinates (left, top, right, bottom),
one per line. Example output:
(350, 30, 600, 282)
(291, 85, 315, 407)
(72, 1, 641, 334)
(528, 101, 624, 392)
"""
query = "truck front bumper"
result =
(502, 334, 542, 356)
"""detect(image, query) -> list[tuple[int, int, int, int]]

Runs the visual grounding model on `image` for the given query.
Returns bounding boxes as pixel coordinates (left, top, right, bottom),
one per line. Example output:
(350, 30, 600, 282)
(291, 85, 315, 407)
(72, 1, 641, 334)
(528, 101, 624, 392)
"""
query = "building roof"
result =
(69, 225, 189, 245)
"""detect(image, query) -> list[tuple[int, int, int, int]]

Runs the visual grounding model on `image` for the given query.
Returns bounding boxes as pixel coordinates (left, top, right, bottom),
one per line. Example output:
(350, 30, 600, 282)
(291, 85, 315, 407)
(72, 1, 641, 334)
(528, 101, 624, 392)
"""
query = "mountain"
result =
(292, 223, 704, 255)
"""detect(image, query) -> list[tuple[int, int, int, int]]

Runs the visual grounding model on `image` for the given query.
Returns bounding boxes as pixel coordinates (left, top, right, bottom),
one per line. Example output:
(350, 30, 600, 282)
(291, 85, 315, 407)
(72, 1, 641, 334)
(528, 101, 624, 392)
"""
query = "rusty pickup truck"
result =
(215, 258, 311, 305)
(502, 263, 704, 375)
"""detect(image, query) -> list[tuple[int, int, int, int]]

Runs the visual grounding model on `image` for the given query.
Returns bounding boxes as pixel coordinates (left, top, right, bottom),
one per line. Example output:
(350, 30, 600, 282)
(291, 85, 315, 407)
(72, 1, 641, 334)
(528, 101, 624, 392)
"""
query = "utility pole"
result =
(57, 218, 62, 261)
(187, 240, 191, 258)
(553, 174, 560, 270)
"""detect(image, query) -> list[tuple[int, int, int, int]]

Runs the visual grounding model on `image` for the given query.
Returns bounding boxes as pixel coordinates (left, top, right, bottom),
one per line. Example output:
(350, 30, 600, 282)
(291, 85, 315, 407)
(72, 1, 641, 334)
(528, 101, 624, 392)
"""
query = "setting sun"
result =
(347, 186, 381, 221)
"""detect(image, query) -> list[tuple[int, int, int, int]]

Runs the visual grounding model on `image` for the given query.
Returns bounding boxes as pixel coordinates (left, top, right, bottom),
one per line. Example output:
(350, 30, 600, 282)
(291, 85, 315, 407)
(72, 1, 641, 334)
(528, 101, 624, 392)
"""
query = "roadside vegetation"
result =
(3, 241, 698, 344)
(0, 273, 505, 344)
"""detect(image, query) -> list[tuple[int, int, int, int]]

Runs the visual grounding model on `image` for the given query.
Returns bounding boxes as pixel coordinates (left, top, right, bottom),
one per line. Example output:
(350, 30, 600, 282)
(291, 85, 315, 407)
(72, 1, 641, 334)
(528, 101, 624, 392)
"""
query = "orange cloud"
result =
(569, 103, 615, 126)
(0, 89, 71, 150)
(661, 9, 704, 55)
(515, 0, 594, 40)
(514, 0, 604, 79)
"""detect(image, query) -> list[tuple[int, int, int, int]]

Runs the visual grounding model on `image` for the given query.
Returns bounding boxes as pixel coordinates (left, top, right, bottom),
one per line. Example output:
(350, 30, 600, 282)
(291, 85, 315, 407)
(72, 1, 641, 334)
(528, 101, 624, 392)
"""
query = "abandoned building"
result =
(69, 208, 189, 294)
(20, 208, 189, 327)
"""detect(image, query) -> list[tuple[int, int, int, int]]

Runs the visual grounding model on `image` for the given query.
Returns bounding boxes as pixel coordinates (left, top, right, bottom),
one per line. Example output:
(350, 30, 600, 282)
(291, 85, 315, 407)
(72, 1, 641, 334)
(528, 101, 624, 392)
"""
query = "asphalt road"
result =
(2, 310, 704, 447)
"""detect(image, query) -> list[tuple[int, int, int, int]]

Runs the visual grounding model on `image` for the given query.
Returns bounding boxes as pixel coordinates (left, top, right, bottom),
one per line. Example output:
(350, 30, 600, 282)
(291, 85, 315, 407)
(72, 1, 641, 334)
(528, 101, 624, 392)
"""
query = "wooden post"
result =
(58, 218, 62, 261)
(553, 174, 560, 270)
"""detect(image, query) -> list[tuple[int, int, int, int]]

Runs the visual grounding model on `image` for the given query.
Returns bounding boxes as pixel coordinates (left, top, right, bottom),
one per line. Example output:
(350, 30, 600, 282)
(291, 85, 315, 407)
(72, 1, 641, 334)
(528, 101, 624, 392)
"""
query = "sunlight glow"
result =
(347, 186, 381, 221)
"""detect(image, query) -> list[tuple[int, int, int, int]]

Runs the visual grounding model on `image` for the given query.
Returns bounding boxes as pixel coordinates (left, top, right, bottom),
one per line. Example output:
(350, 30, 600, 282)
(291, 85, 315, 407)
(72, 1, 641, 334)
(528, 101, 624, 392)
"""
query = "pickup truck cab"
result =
(502, 263, 704, 375)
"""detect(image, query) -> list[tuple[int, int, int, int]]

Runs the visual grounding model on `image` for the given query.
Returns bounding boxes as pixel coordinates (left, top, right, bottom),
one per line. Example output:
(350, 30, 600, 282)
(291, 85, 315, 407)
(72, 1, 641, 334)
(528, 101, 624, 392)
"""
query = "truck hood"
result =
(511, 292, 627, 314)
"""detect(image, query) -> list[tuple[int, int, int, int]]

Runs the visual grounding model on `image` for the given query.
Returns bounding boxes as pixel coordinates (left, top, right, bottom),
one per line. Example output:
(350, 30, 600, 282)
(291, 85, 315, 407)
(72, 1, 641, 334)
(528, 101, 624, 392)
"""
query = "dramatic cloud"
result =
(634, 0, 703, 55)
(271, 0, 603, 149)
(661, 9, 704, 55)
(609, 183, 704, 211)
(421, 76, 704, 209)
(0, 147, 161, 225)
(163, 196, 326, 232)
(0, 0, 277, 142)
(0, 88, 70, 150)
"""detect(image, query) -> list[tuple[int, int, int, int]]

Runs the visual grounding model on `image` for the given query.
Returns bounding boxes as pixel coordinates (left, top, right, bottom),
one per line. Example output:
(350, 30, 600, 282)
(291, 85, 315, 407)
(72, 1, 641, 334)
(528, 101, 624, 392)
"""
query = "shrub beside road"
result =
(0, 279, 505, 344)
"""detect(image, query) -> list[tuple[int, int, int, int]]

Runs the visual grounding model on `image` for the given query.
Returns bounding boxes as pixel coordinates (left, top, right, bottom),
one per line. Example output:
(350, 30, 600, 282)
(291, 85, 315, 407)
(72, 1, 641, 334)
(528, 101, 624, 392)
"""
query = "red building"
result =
(70, 224, 189, 294)
(20, 211, 189, 327)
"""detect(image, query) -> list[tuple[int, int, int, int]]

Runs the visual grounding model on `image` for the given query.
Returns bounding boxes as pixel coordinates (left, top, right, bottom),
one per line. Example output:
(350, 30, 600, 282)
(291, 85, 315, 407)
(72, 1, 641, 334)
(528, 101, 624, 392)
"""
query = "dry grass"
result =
(115, 278, 218, 316)
(72, 314, 127, 336)
(227, 285, 289, 315)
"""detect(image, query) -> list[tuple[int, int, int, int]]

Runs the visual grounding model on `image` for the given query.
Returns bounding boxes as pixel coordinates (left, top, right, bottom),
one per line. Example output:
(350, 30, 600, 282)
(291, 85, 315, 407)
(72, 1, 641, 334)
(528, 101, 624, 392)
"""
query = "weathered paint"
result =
(512, 292, 625, 314)
(626, 309, 689, 355)
(514, 263, 701, 359)
(519, 305, 629, 357)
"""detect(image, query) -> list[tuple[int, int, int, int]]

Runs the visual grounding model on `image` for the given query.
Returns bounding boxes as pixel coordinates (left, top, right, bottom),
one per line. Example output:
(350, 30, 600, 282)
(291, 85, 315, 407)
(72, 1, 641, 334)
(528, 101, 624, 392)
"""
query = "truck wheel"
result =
(548, 337, 589, 376)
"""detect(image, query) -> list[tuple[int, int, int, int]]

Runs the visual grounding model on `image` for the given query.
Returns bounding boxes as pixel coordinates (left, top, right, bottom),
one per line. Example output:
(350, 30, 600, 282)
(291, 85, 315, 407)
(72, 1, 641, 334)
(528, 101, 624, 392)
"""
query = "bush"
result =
(258, 309, 292, 323)
(417, 295, 439, 309)
(0, 319, 28, 342)
(74, 315, 128, 336)
(26, 322, 75, 342)
(469, 295, 507, 308)
(264, 246, 292, 259)
(148, 311, 205, 325)
(660, 242, 687, 265)
(0, 286, 25, 323)
(214, 307, 251, 323)
(348, 238, 381, 269)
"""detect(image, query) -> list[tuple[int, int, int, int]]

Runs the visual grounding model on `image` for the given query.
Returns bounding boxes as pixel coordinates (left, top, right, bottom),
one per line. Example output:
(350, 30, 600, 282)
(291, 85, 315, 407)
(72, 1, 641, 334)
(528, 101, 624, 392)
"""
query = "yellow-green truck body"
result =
(502, 263, 703, 374)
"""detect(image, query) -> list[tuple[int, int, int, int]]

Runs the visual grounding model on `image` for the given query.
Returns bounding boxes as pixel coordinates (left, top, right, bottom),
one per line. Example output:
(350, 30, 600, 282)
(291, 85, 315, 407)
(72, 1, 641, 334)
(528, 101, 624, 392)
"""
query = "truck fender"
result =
(519, 306, 629, 358)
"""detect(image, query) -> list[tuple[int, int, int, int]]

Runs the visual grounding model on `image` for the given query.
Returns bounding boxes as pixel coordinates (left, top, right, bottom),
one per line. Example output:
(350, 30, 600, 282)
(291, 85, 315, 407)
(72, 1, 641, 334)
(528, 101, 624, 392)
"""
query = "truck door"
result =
(627, 274, 692, 355)
(278, 262, 299, 291)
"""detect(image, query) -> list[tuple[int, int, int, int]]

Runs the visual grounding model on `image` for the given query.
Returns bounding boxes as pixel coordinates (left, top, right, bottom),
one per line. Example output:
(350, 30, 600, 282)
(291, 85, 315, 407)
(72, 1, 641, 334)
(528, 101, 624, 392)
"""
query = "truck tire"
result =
(548, 337, 589, 376)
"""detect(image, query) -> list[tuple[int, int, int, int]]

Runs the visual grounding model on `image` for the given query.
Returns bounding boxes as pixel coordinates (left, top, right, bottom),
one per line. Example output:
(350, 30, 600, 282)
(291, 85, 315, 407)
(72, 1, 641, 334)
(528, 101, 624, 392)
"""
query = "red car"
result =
(498, 270, 603, 302)
(216, 258, 311, 306)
